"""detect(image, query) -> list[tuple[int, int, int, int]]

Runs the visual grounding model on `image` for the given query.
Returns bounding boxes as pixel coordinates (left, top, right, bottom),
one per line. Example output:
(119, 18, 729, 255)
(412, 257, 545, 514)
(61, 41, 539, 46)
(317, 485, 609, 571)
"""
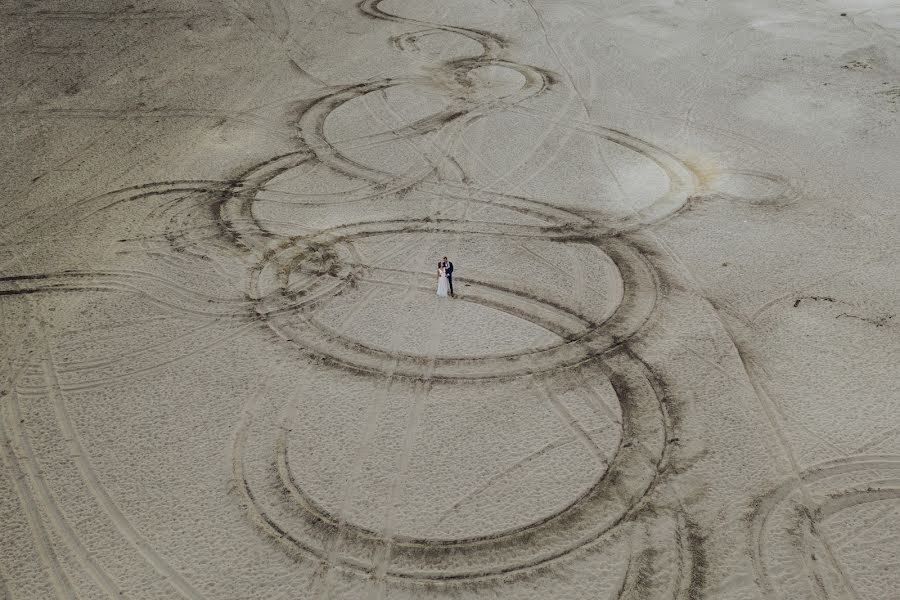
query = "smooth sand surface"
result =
(1, 0, 899, 598)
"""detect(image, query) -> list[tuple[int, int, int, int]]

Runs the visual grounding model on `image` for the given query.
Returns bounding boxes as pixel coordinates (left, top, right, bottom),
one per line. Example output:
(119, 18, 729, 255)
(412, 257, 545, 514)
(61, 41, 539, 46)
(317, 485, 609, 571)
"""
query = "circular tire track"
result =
(750, 456, 900, 599)
(1, 0, 712, 595)
(251, 220, 658, 380)
(237, 351, 672, 581)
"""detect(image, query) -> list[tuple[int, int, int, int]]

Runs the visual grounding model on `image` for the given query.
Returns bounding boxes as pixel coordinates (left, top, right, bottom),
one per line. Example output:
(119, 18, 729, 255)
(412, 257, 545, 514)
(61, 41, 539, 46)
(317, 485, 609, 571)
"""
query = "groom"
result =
(440, 256, 454, 297)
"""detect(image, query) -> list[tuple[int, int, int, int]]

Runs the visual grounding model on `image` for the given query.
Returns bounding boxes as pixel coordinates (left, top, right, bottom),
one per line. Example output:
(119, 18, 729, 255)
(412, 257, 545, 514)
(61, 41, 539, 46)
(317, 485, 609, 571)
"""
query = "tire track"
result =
(52, 318, 226, 374)
(0, 0, 727, 593)
(639, 230, 862, 597)
(256, 273, 425, 593)
(258, 227, 658, 381)
(431, 425, 608, 528)
(0, 373, 79, 600)
(28, 321, 255, 395)
(532, 375, 609, 466)
(520, 0, 637, 211)
(34, 313, 209, 600)
(750, 456, 900, 600)
(507, 105, 698, 230)
(3, 381, 121, 598)
(368, 297, 442, 600)
(241, 345, 668, 582)
(309, 275, 420, 599)
(0, 272, 253, 321)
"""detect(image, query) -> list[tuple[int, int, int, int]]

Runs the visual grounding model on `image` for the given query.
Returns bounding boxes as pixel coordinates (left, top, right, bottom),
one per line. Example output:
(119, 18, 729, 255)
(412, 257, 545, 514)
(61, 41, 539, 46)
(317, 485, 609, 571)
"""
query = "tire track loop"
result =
(350, 89, 592, 308)
(300, 67, 584, 234)
(256, 346, 668, 581)
(32, 309, 209, 600)
(339, 32, 583, 265)
(627, 210, 852, 499)
(750, 456, 900, 600)
(390, 9, 581, 203)
(268, 224, 658, 382)
(719, 367, 861, 595)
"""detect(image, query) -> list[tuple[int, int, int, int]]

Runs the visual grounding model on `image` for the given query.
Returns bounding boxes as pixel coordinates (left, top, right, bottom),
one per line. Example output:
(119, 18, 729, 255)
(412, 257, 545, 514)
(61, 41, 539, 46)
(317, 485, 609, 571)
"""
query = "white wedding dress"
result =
(436, 267, 450, 298)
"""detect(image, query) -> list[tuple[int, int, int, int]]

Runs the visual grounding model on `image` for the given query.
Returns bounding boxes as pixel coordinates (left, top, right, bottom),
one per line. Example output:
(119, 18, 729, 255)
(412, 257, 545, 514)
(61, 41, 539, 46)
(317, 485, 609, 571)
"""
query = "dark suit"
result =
(442, 261, 454, 295)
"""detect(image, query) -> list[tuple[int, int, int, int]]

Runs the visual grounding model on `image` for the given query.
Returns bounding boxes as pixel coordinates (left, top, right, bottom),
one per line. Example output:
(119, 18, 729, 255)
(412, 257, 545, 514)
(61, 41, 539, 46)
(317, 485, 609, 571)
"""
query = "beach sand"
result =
(1, 0, 898, 598)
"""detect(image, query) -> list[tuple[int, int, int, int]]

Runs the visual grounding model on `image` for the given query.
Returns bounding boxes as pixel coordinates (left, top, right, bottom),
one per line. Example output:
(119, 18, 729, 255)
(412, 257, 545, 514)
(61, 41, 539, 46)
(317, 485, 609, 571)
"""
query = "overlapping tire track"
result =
(750, 456, 900, 600)
(0, 0, 729, 596)
(216, 0, 703, 590)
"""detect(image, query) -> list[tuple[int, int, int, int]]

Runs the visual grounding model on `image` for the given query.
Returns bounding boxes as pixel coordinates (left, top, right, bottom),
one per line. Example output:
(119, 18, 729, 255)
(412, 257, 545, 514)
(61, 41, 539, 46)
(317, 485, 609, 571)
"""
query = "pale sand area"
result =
(1, 0, 899, 598)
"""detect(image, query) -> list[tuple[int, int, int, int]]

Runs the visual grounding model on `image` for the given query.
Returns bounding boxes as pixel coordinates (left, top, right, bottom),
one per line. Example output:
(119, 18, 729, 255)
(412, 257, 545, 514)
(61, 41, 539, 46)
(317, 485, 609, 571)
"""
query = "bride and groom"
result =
(436, 257, 454, 298)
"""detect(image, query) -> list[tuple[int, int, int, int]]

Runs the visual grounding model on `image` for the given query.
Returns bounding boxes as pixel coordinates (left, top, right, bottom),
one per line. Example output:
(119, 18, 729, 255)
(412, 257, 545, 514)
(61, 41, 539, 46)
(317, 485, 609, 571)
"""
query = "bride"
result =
(436, 262, 450, 298)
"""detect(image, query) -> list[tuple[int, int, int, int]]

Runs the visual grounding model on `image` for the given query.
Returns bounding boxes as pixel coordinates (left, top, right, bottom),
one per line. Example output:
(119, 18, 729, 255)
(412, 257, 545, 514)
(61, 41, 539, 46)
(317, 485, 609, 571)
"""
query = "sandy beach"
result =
(1, 0, 899, 598)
